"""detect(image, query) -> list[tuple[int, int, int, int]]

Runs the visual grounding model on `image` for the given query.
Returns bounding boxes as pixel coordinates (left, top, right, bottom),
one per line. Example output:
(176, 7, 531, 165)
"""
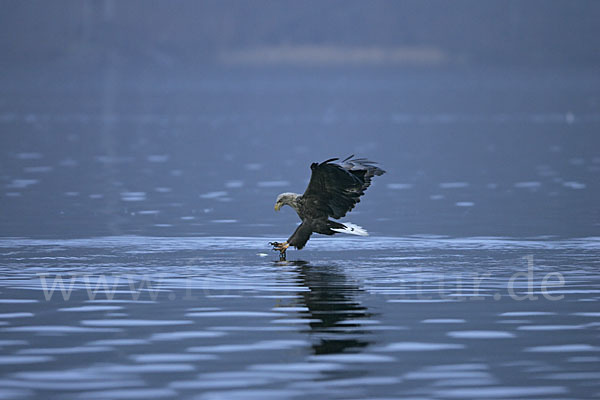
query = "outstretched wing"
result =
(301, 155, 385, 219)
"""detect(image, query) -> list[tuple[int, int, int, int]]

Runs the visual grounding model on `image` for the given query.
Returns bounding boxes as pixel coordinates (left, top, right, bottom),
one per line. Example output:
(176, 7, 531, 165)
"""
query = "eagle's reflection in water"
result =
(281, 260, 374, 355)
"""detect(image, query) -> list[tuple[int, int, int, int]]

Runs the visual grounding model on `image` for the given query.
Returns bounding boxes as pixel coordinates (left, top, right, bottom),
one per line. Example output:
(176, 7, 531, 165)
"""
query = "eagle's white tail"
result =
(331, 222, 369, 236)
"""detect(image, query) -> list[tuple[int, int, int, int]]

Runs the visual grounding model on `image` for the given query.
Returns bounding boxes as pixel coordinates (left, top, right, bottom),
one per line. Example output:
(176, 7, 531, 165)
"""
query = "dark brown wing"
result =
(301, 156, 385, 220)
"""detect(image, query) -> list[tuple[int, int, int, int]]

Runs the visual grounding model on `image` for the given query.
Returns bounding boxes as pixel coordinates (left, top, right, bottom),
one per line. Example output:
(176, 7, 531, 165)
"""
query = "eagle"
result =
(271, 155, 385, 257)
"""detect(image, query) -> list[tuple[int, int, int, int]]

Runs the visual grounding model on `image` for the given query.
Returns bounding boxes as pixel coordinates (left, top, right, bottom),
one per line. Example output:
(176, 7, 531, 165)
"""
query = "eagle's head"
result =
(274, 192, 300, 212)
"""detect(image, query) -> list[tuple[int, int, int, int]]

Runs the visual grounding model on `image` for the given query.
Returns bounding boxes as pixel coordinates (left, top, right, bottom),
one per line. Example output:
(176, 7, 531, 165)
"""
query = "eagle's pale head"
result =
(274, 192, 300, 211)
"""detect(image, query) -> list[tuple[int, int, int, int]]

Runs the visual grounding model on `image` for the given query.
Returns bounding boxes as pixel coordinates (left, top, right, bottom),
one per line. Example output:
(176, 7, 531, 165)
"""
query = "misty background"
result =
(1, 0, 599, 239)
(2, 0, 600, 67)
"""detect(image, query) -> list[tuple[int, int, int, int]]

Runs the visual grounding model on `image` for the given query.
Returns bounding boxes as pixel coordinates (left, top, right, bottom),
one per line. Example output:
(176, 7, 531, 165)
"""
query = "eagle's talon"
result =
(270, 241, 289, 253)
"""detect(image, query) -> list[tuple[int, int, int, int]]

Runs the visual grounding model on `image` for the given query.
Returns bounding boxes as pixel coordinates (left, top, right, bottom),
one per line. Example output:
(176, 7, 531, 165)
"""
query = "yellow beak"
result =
(274, 203, 282, 211)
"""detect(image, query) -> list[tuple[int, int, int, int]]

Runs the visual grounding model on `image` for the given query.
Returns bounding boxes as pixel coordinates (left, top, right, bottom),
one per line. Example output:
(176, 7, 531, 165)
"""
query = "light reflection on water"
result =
(0, 236, 599, 399)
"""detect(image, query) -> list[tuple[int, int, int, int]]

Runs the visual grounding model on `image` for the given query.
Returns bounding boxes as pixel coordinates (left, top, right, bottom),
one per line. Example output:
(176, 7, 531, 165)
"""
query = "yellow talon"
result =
(269, 241, 289, 261)
(269, 241, 289, 252)
(277, 242, 289, 252)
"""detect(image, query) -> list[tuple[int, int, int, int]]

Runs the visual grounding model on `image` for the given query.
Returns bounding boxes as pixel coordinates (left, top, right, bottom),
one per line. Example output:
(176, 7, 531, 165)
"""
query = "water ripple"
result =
(1, 235, 598, 252)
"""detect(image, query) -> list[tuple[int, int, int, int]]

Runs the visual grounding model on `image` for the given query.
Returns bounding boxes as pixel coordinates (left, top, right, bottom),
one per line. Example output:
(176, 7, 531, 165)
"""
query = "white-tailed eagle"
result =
(271, 156, 385, 256)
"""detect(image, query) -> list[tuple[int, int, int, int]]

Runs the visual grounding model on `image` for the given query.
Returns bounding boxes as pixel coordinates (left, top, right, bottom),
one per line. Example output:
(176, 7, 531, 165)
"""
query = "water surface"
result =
(1, 66, 599, 398)
(1, 236, 599, 399)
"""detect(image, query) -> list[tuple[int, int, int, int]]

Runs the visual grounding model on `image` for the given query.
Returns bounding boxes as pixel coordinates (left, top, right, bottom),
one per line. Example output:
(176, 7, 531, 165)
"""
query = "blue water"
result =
(1, 67, 599, 239)
(1, 236, 599, 399)
(1, 66, 600, 398)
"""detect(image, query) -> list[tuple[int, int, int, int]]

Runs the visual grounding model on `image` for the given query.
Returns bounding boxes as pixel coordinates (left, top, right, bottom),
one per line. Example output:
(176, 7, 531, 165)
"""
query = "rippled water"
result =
(1, 66, 600, 398)
(0, 236, 599, 399)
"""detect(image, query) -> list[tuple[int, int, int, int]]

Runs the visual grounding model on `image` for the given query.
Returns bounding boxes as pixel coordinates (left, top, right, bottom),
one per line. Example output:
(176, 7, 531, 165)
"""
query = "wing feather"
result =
(301, 156, 385, 219)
